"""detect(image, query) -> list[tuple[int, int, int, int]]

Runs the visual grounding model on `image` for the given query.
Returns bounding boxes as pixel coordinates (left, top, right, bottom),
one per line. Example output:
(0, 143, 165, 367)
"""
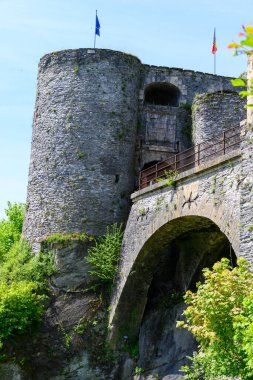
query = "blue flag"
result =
(96, 15, 100, 36)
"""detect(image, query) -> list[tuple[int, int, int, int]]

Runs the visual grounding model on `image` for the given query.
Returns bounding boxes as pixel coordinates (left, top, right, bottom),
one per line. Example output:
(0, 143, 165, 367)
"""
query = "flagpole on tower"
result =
(94, 10, 97, 48)
(214, 50, 216, 75)
(212, 28, 217, 75)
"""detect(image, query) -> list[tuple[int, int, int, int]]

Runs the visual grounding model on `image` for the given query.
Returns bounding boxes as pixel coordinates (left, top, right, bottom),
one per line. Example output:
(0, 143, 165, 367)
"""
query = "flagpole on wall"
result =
(214, 51, 216, 75)
(212, 28, 217, 75)
(214, 27, 216, 75)
(94, 10, 97, 48)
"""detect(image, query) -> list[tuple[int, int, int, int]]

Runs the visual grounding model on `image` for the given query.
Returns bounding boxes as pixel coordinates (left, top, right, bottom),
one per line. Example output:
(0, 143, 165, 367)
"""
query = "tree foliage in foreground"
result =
(177, 257, 253, 379)
(0, 202, 26, 257)
(0, 202, 55, 348)
(228, 25, 253, 107)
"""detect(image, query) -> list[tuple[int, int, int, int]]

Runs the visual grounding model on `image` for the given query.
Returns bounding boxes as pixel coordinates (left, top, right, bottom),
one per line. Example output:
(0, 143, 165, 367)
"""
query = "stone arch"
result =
(109, 155, 241, 353)
(109, 212, 237, 347)
(144, 82, 180, 106)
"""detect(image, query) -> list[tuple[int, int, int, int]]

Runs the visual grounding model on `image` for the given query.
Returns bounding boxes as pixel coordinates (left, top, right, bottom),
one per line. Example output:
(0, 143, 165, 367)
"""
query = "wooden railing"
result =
(139, 126, 241, 190)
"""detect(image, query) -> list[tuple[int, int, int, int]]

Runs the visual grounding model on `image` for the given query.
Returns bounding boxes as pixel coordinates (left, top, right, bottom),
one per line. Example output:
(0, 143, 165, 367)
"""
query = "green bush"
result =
(86, 224, 123, 283)
(0, 281, 44, 348)
(177, 257, 253, 379)
(0, 239, 55, 348)
(0, 202, 25, 257)
(0, 202, 55, 348)
(0, 239, 55, 290)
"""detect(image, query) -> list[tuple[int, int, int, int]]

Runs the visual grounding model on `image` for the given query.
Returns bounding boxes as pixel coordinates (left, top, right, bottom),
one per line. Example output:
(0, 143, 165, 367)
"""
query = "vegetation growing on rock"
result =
(86, 224, 123, 283)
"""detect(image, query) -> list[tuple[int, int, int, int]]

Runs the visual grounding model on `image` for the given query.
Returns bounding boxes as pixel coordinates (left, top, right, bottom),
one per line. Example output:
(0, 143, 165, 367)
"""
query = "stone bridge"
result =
(109, 122, 253, 356)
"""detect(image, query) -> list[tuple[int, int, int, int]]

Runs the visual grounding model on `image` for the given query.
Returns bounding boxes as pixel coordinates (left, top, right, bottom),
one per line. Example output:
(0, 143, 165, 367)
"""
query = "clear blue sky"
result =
(0, 0, 251, 218)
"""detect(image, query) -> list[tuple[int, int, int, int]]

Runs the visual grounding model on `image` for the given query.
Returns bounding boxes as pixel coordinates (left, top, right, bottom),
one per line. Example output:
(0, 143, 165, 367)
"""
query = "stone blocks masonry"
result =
(23, 48, 241, 249)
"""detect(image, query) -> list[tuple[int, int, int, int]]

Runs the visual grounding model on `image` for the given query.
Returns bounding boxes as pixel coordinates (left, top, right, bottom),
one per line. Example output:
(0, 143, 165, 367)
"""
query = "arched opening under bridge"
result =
(111, 215, 236, 378)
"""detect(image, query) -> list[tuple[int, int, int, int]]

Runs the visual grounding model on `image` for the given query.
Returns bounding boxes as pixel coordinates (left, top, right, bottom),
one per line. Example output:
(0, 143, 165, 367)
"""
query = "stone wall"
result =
(136, 105, 191, 172)
(15, 49, 253, 380)
(109, 150, 241, 342)
(136, 65, 236, 176)
(23, 48, 241, 249)
(23, 49, 141, 249)
(192, 91, 246, 145)
(140, 65, 235, 104)
(240, 54, 253, 264)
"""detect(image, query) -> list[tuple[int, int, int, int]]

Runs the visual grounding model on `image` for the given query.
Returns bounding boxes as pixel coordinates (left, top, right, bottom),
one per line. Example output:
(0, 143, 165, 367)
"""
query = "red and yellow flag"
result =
(212, 29, 217, 54)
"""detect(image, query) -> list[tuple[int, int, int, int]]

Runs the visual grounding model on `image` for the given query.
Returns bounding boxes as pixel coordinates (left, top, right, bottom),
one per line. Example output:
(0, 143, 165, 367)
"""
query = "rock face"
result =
(46, 240, 95, 291)
(0, 240, 120, 380)
(0, 363, 24, 380)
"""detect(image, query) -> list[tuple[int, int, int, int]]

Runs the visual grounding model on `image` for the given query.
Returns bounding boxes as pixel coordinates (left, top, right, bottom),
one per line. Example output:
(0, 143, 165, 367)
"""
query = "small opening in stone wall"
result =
(115, 174, 120, 183)
(144, 82, 180, 107)
(142, 160, 159, 170)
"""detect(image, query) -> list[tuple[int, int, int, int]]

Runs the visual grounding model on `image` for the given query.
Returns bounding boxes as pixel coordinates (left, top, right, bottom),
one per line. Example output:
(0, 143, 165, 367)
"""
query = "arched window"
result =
(142, 160, 159, 171)
(144, 82, 180, 107)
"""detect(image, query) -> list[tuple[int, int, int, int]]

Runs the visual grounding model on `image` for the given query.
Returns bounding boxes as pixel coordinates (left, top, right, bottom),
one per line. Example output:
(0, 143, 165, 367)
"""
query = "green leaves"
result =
(86, 224, 123, 283)
(0, 281, 44, 348)
(177, 257, 253, 379)
(0, 202, 25, 257)
(0, 239, 55, 347)
(0, 240, 55, 289)
(229, 26, 253, 107)
(231, 78, 247, 87)
(5, 202, 25, 233)
(0, 201, 55, 348)
(241, 36, 253, 48)
(228, 25, 253, 54)
(239, 90, 251, 98)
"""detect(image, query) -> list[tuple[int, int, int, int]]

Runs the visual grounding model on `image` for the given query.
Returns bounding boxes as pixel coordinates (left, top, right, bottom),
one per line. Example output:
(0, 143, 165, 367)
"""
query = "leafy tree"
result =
(0, 281, 44, 348)
(228, 25, 253, 107)
(0, 202, 55, 348)
(228, 25, 253, 55)
(86, 224, 123, 283)
(0, 239, 55, 290)
(0, 202, 25, 257)
(177, 257, 253, 379)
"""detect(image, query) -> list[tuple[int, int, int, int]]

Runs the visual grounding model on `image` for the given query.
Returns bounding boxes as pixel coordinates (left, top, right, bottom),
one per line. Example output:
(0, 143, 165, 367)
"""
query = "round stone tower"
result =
(192, 91, 246, 145)
(23, 49, 141, 248)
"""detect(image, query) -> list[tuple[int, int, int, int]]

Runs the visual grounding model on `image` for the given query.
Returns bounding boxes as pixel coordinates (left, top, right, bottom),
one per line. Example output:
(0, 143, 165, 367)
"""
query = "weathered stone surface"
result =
(0, 363, 24, 380)
(23, 49, 141, 250)
(239, 56, 253, 264)
(5, 288, 118, 380)
(23, 49, 236, 250)
(50, 351, 112, 380)
(109, 151, 241, 345)
(137, 66, 234, 173)
(19, 48, 253, 379)
(121, 357, 135, 379)
(192, 91, 246, 145)
(47, 240, 95, 291)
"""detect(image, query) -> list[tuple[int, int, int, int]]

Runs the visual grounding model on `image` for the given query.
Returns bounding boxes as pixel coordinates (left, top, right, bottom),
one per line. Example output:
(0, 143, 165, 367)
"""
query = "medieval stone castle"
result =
(17, 49, 253, 379)
(23, 48, 245, 248)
